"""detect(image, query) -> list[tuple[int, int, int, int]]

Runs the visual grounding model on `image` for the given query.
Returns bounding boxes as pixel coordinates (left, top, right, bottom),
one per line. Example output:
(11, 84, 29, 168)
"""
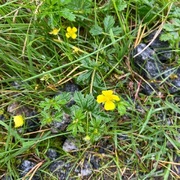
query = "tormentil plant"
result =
(40, 90, 129, 143)
(39, 92, 71, 126)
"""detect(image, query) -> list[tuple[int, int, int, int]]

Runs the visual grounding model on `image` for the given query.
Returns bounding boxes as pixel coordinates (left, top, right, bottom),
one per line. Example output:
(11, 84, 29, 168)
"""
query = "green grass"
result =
(0, 0, 180, 179)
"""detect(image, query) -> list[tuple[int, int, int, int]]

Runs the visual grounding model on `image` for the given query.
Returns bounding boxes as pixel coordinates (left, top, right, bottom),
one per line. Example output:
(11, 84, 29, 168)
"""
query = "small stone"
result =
(90, 155, 100, 169)
(79, 159, 92, 177)
(163, 67, 180, 94)
(51, 113, 71, 133)
(1, 176, 11, 180)
(49, 160, 72, 180)
(63, 82, 80, 107)
(25, 111, 40, 133)
(141, 82, 158, 95)
(0, 114, 6, 121)
(46, 148, 60, 160)
(11, 81, 21, 89)
(7, 102, 20, 115)
(19, 160, 40, 179)
(63, 82, 80, 92)
(145, 31, 172, 62)
(133, 43, 163, 80)
(62, 138, 78, 152)
(7, 102, 35, 117)
(133, 43, 155, 61)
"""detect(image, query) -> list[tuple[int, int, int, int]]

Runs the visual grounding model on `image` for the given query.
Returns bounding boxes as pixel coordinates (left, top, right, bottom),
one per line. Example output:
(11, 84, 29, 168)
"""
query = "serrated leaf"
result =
(117, 100, 129, 116)
(112, 26, 122, 35)
(60, 8, 76, 21)
(59, 0, 72, 5)
(163, 23, 175, 31)
(76, 70, 92, 85)
(103, 15, 115, 33)
(67, 0, 92, 11)
(81, 58, 98, 69)
(73, 91, 85, 107)
(73, 92, 98, 111)
(116, 0, 127, 11)
(118, 104, 127, 116)
(172, 18, 180, 27)
(160, 33, 173, 41)
(90, 24, 103, 36)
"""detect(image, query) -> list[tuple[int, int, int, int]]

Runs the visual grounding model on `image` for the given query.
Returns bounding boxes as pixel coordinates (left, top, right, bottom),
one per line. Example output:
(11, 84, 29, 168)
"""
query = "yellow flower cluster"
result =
(97, 90, 120, 110)
(49, 27, 77, 39)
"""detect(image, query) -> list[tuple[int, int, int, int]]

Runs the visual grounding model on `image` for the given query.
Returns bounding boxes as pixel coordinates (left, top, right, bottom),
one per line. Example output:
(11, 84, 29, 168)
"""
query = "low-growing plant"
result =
(39, 92, 71, 126)
(39, 90, 128, 143)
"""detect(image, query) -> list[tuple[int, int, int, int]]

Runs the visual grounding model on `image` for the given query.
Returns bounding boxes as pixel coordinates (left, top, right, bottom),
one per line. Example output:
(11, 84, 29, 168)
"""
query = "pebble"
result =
(51, 113, 71, 133)
(49, 160, 72, 180)
(145, 31, 172, 62)
(63, 82, 80, 107)
(63, 82, 80, 92)
(62, 138, 78, 152)
(46, 148, 60, 160)
(19, 160, 40, 179)
(132, 38, 180, 95)
(133, 43, 163, 80)
(141, 82, 158, 95)
(80, 160, 92, 177)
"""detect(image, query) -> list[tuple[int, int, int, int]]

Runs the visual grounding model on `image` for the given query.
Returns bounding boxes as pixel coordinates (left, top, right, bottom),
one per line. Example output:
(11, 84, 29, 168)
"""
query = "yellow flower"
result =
(97, 90, 120, 111)
(72, 46, 79, 53)
(83, 135, 91, 142)
(66, 27, 77, 39)
(49, 28, 60, 35)
(13, 115, 24, 128)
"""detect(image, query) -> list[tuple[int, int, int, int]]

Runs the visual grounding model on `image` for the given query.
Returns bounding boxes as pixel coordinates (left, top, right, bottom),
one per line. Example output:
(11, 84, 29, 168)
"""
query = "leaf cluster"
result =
(39, 92, 71, 126)
(40, 91, 117, 143)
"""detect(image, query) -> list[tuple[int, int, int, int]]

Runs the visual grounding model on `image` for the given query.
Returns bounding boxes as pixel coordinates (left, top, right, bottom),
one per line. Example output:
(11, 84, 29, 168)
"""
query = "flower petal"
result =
(71, 33, 77, 39)
(83, 135, 91, 141)
(112, 95, 120, 101)
(104, 101, 115, 110)
(66, 33, 70, 38)
(72, 27, 77, 32)
(97, 95, 106, 103)
(102, 90, 113, 96)
(67, 27, 71, 32)
(49, 28, 60, 35)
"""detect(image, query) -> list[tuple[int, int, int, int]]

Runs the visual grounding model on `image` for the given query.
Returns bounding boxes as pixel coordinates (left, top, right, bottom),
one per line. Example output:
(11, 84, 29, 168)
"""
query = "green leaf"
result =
(118, 104, 126, 116)
(76, 70, 92, 85)
(116, 0, 127, 12)
(90, 24, 103, 36)
(160, 32, 179, 42)
(112, 26, 122, 35)
(59, 0, 72, 5)
(67, 0, 92, 12)
(103, 15, 115, 33)
(172, 18, 180, 27)
(139, 106, 153, 134)
(160, 33, 173, 42)
(60, 8, 76, 21)
(117, 100, 129, 116)
(165, 101, 180, 114)
(73, 92, 98, 111)
(163, 23, 176, 32)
